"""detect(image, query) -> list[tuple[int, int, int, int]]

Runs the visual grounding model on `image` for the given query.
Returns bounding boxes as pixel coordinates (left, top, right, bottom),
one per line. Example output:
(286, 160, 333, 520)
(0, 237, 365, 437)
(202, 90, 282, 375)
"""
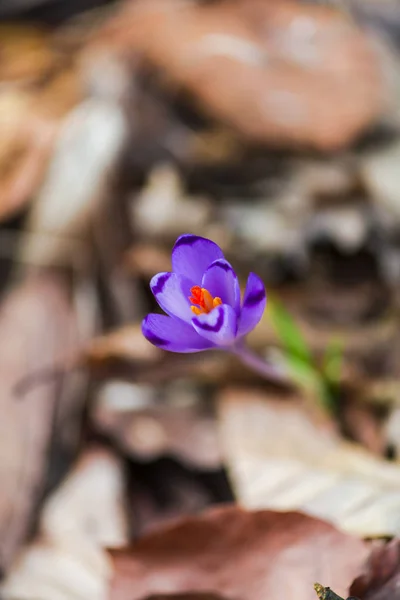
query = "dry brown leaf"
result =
(86, 324, 163, 368)
(0, 273, 82, 571)
(84, 323, 234, 385)
(2, 447, 129, 600)
(122, 244, 172, 279)
(93, 0, 386, 150)
(93, 380, 221, 469)
(0, 25, 58, 83)
(18, 67, 129, 267)
(340, 400, 386, 456)
(0, 25, 83, 222)
(217, 388, 400, 537)
(131, 163, 211, 239)
(350, 539, 400, 600)
(109, 505, 368, 600)
(0, 91, 58, 221)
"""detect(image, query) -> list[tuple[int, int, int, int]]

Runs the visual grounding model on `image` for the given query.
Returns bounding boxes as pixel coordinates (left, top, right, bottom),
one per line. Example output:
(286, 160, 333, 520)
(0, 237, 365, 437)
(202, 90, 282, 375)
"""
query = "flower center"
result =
(189, 285, 222, 315)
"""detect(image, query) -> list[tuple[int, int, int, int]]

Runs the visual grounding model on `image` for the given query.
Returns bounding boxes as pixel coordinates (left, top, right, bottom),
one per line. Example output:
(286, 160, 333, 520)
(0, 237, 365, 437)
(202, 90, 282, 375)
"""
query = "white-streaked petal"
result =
(192, 304, 237, 347)
(150, 272, 194, 323)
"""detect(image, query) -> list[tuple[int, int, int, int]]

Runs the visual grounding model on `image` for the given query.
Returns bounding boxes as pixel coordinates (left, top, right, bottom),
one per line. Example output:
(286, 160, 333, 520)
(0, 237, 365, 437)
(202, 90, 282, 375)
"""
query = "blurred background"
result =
(1, 0, 400, 597)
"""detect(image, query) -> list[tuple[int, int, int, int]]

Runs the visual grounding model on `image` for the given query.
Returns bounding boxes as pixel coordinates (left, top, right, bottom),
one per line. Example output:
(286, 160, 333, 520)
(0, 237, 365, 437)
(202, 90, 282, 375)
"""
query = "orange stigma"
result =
(189, 285, 222, 315)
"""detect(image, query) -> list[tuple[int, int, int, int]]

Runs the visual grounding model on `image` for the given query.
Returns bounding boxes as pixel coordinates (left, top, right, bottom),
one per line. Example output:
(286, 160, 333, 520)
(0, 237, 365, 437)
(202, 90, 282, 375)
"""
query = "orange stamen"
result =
(189, 286, 222, 315)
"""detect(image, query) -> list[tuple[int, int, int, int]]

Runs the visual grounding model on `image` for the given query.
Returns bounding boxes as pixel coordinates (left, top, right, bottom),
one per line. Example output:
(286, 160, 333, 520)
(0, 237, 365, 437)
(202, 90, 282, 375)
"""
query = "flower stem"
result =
(231, 343, 289, 386)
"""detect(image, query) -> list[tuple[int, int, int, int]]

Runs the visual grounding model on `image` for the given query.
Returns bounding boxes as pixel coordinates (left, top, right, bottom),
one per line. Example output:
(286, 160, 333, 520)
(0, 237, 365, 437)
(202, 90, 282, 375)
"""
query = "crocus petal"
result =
(202, 259, 241, 316)
(192, 304, 238, 347)
(238, 272, 266, 337)
(142, 314, 214, 353)
(151, 272, 194, 323)
(172, 234, 224, 283)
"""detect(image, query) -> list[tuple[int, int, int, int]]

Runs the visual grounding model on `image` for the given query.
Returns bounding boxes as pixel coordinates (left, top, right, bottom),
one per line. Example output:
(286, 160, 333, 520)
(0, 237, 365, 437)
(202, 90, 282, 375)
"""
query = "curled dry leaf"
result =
(84, 322, 233, 385)
(218, 388, 400, 537)
(122, 243, 172, 279)
(85, 324, 163, 370)
(109, 505, 368, 600)
(2, 447, 129, 600)
(93, 0, 386, 150)
(350, 539, 400, 600)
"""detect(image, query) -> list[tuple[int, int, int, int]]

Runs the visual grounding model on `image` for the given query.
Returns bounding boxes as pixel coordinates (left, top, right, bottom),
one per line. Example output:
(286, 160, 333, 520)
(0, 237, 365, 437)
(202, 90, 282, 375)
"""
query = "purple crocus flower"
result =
(142, 234, 266, 353)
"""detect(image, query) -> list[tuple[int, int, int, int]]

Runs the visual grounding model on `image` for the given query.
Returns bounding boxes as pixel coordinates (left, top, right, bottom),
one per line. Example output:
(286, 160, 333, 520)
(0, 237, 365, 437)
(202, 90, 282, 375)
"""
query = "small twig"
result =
(13, 357, 80, 399)
(314, 583, 360, 600)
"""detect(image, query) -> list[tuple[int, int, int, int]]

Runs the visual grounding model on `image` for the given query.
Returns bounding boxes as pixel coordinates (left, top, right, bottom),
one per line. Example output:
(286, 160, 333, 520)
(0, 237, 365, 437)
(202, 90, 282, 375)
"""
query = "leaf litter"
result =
(1, 0, 400, 599)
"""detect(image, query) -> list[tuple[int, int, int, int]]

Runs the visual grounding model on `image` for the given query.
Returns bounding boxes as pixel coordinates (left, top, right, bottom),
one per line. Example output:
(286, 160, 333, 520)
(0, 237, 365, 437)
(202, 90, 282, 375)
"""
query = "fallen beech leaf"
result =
(109, 506, 368, 600)
(218, 388, 400, 537)
(349, 539, 400, 600)
(2, 447, 128, 600)
(93, 0, 386, 150)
